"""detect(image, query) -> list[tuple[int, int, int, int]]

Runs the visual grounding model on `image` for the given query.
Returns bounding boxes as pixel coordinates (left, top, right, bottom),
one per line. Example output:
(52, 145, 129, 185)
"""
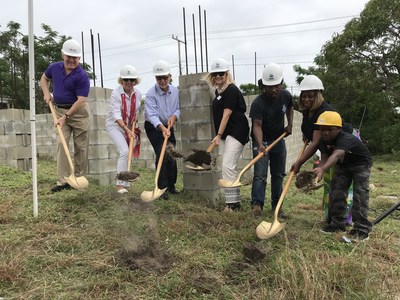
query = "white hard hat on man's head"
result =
(61, 39, 82, 57)
(120, 65, 138, 79)
(210, 58, 229, 73)
(153, 60, 171, 76)
(299, 75, 324, 91)
(262, 63, 283, 86)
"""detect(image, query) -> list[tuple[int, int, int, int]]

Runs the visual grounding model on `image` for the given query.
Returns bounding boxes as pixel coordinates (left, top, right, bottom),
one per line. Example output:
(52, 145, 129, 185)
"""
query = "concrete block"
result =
(88, 86, 112, 101)
(184, 189, 224, 208)
(180, 106, 212, 123)
(0, 135, 23, 147)
(183, 170, 221, 191)
(7, 145, 32, 159)
(196, 123, 213, 141)
(0, 109, 24, 122)
(88, 157, 117, 174)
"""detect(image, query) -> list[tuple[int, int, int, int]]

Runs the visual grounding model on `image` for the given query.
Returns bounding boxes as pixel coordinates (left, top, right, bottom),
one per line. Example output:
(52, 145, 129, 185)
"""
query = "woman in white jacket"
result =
(106, 65, 142, 194)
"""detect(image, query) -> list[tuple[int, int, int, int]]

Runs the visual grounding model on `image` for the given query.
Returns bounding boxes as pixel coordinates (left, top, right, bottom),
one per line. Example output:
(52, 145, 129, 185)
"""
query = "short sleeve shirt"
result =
(319, 131, 372, 168)
(249, 89, 293, 141)
(212, 83, 249, 145)
(44, 62, 90, 105)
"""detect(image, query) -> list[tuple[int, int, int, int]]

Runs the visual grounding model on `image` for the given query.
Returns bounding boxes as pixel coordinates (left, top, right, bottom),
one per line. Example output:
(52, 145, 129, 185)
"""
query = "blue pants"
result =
(251, 139, 286, 209)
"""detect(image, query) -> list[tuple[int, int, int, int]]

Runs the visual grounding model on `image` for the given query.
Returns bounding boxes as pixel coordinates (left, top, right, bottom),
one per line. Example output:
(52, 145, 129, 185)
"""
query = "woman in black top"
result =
(204, 58, 249, 212)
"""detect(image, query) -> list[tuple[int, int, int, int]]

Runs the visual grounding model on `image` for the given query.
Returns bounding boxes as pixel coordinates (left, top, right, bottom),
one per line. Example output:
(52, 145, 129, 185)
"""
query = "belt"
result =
(54, 103, 73, 109)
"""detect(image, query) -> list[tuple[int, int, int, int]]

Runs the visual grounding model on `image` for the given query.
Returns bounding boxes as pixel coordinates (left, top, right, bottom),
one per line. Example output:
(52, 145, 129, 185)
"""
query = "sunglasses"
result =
(122, 78, 136, 82)
(211, 72, 226, 77)
(156, 75, 169, 81)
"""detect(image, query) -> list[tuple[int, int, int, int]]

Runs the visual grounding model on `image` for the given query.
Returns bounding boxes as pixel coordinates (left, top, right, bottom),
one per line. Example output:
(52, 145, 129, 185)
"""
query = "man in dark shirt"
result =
(314, 111, 372, 241)
(250, 63, 293, 217)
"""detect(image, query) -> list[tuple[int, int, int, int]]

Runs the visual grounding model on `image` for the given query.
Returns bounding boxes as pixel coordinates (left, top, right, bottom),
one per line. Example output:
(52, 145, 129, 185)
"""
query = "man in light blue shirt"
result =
(144, 60, 180, 200)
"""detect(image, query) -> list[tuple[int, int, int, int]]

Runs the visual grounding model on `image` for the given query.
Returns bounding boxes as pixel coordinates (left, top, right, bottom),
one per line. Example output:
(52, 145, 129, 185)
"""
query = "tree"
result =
(294, 0, 400, 154)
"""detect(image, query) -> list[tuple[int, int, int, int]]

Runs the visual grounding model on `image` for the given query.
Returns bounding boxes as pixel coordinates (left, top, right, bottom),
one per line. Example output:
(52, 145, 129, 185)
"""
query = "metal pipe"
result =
(204, 10, 208, 72)
(199, 5, 203, 72)
(192, 13, 198, 73)
(97, 33, 104, 88)
(183, 7, 188, 74)
(90, 29, 96, 87)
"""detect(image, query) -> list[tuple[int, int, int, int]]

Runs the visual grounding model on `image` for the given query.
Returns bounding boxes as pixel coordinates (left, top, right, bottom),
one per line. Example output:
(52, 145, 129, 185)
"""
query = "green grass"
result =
(0, 156, 399, 299)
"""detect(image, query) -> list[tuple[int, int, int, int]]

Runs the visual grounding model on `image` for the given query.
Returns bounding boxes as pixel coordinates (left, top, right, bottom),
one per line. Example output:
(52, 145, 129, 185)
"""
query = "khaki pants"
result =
(55, 102, 90, 185)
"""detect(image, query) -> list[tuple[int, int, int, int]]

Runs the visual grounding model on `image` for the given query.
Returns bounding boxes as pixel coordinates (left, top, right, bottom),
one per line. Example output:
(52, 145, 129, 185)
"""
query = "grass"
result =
(0, 155, 399, 299)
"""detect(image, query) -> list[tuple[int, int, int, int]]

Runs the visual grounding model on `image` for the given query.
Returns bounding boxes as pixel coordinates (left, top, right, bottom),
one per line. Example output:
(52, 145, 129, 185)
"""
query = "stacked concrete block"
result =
(179, 73, 223, 206)
(0, 109, 32, 171)
(36, 113, 58, 160)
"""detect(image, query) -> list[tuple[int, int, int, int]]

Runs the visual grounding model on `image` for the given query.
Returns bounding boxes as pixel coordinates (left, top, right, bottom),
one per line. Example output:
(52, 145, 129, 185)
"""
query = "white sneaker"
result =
(117, 188, 128, 194)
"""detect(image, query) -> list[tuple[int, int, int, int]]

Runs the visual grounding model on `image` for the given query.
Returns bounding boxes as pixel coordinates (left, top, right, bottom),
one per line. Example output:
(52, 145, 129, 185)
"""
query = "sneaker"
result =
(117, 188, 128, 194)
(51, 183, 71, 193)
(224, 202, 241, 212)
(168, 187, 180, 195)
(320, 225, 346, 234)
(349, 229, 370, 241)
(252, 204, 262, 216)
(161, 191, 169, 200)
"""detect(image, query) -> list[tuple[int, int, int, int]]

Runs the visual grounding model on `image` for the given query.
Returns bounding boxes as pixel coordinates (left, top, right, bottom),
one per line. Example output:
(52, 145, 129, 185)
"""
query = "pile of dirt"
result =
(116, 218, 174, 276)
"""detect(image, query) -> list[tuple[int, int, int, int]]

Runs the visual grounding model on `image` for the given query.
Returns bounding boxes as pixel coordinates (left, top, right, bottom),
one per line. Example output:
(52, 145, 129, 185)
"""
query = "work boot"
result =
(252, 204, 262, 216)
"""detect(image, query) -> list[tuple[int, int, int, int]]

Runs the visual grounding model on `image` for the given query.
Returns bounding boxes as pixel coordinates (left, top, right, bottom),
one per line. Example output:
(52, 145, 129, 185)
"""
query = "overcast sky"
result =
(1, 0, 370, 96)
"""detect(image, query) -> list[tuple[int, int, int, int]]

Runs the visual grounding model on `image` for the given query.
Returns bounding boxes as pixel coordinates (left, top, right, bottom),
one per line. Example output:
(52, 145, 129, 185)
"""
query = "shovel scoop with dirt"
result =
(166, 143, 215, 171)
(295, 170, 323, 192)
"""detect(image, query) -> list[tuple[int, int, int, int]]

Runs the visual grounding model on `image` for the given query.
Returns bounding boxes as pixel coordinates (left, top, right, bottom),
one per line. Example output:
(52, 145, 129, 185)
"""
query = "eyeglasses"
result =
(211, 72, 226, 77)
(156, 75, 169, 81)
(122, 78, 136, 83)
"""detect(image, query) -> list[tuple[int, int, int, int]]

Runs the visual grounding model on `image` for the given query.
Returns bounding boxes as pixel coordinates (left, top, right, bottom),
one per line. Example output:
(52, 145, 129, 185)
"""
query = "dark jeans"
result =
(251, 139, 286, 209)
(144, 121, 177, 190)
(329, 164, 372, 234)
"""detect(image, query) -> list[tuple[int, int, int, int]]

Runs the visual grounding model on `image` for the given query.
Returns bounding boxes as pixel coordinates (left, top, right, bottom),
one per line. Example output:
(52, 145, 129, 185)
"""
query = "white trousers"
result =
(106, 124, 132, 187)
(218, 135, 244, 204)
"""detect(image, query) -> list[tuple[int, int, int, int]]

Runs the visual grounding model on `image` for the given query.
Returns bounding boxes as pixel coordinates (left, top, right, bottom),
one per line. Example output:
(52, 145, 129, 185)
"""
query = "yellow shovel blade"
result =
(64, 175, 89, 191)
(218, 178, 242, 188)
(256, 220, 286, 240)
(140, 187, 167, 202)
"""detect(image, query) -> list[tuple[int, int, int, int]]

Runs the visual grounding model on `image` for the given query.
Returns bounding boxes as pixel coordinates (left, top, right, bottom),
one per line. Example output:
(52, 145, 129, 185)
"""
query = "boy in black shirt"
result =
(314, 111, 372, 240)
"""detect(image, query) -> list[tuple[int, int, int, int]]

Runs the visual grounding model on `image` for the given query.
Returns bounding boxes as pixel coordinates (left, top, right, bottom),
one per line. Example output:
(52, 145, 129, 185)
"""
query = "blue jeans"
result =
(251, 139, 286, 209)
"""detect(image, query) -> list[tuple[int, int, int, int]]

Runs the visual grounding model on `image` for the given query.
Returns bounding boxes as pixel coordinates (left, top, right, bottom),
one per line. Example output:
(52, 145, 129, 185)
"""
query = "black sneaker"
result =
(168, 187, 180, 195)
(51, 183, 71, 193)
(161, 191, 169, 200)
(320, 225, 345, 234)
(349, 229, 369, 241)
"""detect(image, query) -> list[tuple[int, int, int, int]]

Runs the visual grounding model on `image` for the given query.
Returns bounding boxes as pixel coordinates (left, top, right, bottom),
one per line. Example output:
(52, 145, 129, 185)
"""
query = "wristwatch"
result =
(65, 113, 71, 119)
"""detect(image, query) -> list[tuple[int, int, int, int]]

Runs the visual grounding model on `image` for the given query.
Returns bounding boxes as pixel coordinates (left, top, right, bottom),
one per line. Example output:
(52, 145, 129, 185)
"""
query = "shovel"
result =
(48, 101, 89, 190)
(184, 142, 216, 171)
(115, 120, 140, 181)
(141, 124, 171, 202)
(256, 141, 308, 240)
(218, 133, 286, 188)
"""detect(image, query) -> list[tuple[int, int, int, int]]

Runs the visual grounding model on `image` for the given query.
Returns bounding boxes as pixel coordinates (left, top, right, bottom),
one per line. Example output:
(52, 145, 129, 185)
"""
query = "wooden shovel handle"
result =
(127, 119, 136, 172)
(48, 101, 75, 173)
(273, 141, 308, 219)
(154, 123, 172, 186)
(206, 141, 216, 153)
(237, 132, 286, 178)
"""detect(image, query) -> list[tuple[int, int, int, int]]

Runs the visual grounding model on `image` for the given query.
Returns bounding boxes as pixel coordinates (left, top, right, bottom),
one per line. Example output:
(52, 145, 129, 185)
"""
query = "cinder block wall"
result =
(0, 78, 303, 187)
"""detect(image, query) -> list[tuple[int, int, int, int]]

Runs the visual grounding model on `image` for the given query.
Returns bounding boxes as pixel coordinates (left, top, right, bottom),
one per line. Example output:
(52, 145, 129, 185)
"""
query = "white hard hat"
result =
(120, 65, 138, 79)
(210, 58, 229, 73)
(61, 39, 82, 57)
(262, 63, 283, 86)
(299, 75, 324, 91)
(153, 60, 170, 76)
